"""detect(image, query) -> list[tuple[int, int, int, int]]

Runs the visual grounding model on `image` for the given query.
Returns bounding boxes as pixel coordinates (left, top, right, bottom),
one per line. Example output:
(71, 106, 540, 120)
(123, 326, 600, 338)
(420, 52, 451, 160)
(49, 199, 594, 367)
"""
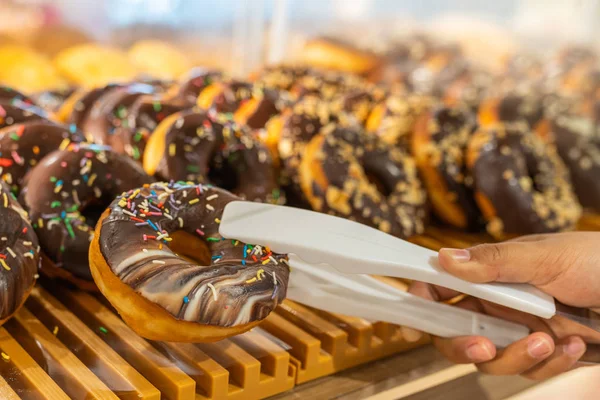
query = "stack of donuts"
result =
(0, 34, 599, 343)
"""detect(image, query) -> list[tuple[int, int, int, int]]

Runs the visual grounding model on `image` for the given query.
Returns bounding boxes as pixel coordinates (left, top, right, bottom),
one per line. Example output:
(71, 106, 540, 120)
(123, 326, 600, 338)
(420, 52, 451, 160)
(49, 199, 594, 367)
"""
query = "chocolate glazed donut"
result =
(144, 110, 282, 203)
(548, 114, 600, 212)
(0, 102, 48, 129)
(32, 88, 77, 113)
(466, 122, 582, 238)
(77, 83, 157, 152)
(0, 121, 85, 192)
(412, 105, 482, 230)
(123, 95, 188, 162)
(0, 182, 40, 326)
(175, 69, 223, 105)
(300, 125, 428, 238)
(91, 182, 289, 342)
(0, 86, 34, 105)
(21, 144, 154, 287)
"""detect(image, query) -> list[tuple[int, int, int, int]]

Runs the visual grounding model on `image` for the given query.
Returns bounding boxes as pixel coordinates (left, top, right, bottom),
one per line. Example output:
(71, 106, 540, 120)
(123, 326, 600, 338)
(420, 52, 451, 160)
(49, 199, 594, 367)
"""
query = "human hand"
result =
(403, 232, 600, 380)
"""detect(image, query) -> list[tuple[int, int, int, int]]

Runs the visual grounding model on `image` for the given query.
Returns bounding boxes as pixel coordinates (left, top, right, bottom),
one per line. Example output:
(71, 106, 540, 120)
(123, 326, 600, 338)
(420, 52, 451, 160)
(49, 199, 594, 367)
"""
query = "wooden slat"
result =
(275, 301, 348, 355)
(309, 310, 376, 350)
(0, 327, 69, 400)
(0, 375, 20, 400)
(196, 339, 261, 389)
(5, 308, 119, 400)
(260, 313, 321, 369)
(45, 284, 196, 400)
(230, 329, 291, 379)
(25, 287, 160, 400)
(153, 342, 229, 399)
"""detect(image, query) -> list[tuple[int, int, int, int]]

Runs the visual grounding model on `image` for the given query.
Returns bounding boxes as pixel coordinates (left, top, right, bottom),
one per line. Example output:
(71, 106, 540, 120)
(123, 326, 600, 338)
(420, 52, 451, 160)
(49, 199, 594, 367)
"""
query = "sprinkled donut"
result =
(144, 110, 282, 203)
(0, 182, 40, 326)
(412, 105, 482, 229)
(466, 122, 582, 238)
(75, 83, 157, 152)
(90, 182, 289, 342)
(123, 95, 188, 162)
(0, 102, 48, 129)
(0, 86, 34, 105)
(21, 144, 154, 288)
(32, 88, 76, 112)
(0, 121, 85, 192)
(300, 124, 428, 238)
(175, 69, 223, 105)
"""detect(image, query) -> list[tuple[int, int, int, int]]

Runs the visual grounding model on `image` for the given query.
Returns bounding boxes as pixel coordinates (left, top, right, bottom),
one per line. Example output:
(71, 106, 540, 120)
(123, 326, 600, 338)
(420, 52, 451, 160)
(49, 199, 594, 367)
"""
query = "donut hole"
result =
(81, 201, 110, 227)
(168, 230, 212, 266)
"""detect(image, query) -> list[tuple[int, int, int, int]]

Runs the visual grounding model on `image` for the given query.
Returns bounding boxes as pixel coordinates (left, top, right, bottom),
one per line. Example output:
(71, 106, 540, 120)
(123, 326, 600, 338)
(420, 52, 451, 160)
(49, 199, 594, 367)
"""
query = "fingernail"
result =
(564, 338, 585, 356)
(401, 327, 423, 342)
(466, 343, 494, 362)
(441, 248, 471, 263)
(528, 337, 553, 359)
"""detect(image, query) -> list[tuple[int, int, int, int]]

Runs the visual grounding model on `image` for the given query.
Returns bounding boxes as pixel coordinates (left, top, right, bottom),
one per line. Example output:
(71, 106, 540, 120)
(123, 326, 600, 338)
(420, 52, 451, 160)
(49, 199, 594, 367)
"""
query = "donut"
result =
(365, 94, 432, 147)
(329, 86, 386, 125)
(442, 68, 493, 111)
(57, 84, 123, 125)
(20, 144, 153, 288)
(0, 86, 34, 105)
(301, 37, 381, 76)
(547, 113, 600, 212)
(74, 83, 157, 153)
(252, 65, 312, 91)
(174, 68, 223, 105)
(143, 110, 282, 203)
(290, 69, 367, 101)
(53, 44, 139, 88)
(478, 92, 545, 130)
(89, 182, 289, 342)
(0, 182, 40, 326)
(466, 122, 581, 238)
(299, 124, 427, 238)
(412, 105, 482, 230)
(276, 97, 351, 206)
(0, 121, 85, 192)
(0, 101, 48, 129)
(128, 40, 192, 80)
(123, 95, 188, 162)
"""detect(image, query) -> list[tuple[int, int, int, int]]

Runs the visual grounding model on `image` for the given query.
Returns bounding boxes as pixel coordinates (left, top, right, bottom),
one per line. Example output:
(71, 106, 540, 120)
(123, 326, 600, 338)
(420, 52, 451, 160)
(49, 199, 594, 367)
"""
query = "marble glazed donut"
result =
(300, 124, 427, 238)
(466, 122, 582, 238)
(21, 144, 154, 289)
(144, 110, 282, 204)
(0, 182, 40, 326)
(412, 105, 482, 230)
(90, 182, 289, 342)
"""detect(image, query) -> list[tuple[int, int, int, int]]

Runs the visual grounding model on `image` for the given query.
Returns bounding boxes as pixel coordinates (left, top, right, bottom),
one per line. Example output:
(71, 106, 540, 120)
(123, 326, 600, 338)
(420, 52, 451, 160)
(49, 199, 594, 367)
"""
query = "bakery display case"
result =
(1, 1, 600, 399)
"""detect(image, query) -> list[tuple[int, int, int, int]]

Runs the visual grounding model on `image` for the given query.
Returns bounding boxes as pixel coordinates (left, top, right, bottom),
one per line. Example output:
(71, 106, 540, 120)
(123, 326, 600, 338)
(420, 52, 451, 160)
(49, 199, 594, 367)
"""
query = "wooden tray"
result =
(1, 215, 598, 399)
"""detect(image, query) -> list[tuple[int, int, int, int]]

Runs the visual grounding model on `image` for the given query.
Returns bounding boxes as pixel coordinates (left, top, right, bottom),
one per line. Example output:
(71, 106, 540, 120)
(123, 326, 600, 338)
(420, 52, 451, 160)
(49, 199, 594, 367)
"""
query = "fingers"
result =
(432, 336, 496, 364)
(438, 240, 566, 285)
(521, 336, 586, 380)
(477, 332, 555, 375)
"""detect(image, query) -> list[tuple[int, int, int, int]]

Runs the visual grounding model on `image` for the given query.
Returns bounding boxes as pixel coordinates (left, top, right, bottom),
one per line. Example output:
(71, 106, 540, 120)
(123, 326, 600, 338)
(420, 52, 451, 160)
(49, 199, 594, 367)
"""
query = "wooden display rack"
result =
(0, 215, 598, 400)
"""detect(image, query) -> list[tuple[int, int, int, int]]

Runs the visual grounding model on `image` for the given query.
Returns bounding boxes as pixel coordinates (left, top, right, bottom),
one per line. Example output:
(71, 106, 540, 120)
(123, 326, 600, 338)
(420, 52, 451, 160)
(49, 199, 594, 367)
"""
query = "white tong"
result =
(219, 202, 558, 347)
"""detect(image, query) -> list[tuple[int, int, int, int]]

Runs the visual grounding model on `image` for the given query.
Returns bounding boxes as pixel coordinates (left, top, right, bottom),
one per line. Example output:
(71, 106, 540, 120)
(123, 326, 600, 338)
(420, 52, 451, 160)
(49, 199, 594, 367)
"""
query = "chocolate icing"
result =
(21, 144, 154, 281)
(0, 121, 85, 192)
(304, 125, 427, 238)
(0, 181, 40, 323)
(550, 114, 600, 212)
(79, 84, 156, 153)
(0, 86, 34, 105)
(0, 103, 47, 129)
(153, 111, 281, 203)
(67, 84, 123, 127)
(177, 69, 223, 105)
(470, 122, 581, 237)
(124, 95, 188, 161)
(416, 106, 482, 229)
(99, 182, 289, 327)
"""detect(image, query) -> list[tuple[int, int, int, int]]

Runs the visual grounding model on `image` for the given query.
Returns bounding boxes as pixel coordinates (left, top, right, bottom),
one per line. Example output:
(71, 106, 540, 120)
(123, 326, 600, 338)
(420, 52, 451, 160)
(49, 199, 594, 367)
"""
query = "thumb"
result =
(438, 241, 565, 286)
